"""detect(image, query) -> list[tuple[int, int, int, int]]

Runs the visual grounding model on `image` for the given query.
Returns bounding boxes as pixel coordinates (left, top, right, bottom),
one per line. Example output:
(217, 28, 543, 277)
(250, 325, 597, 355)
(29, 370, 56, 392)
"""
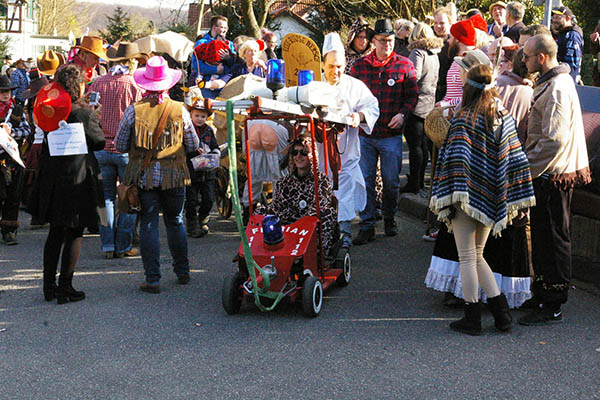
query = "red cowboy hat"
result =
(33, 82, 71, 132)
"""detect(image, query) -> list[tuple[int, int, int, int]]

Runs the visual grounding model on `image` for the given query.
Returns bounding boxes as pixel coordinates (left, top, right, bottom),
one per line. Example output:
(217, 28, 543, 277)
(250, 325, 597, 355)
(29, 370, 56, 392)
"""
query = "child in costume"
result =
(185, 99, 219, 237)
(0, 74, 30, 245)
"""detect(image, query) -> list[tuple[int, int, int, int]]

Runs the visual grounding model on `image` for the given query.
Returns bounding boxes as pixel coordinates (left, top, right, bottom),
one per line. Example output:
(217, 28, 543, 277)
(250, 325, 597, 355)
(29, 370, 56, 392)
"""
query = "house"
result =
(1, 0, 70, 59)
(187, 0, 321, 40)
(268, 0, 321, 40)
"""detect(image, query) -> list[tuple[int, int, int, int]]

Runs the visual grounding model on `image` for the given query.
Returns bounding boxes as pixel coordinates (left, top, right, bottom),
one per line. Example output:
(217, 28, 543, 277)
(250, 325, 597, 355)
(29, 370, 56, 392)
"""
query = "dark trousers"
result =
(0, 159, 24, 234)
(185, 180, 215, 222)
(404, 115, 428, 190)
(530, 178, 573, 305)
(43, 225, 85, 288)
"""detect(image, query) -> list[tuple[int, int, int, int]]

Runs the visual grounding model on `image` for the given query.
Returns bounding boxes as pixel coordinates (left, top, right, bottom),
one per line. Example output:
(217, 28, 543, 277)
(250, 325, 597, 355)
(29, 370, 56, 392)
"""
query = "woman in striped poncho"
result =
(429, 64, 536, 336)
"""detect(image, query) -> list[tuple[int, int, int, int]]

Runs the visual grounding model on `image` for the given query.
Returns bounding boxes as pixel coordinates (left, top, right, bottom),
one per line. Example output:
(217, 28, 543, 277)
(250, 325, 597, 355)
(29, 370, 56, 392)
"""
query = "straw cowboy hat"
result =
(73, 36, 108, 60)
(33, 82, 72, 132)
(37, 50, 66, 76)
(133, 55, 182, 92)
(22, 69, 50, 100)
(107, 42, 149, 62)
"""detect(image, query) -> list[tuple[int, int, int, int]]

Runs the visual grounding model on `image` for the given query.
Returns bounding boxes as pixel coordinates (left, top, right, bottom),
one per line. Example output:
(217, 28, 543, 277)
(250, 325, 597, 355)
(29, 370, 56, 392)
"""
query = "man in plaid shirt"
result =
(89, 43, 145, 259)
(350, 18, 418, 244)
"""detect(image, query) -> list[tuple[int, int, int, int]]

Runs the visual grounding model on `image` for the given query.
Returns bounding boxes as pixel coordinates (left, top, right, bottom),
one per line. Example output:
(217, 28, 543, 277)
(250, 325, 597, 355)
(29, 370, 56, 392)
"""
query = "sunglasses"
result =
(291, 148, 309, 157)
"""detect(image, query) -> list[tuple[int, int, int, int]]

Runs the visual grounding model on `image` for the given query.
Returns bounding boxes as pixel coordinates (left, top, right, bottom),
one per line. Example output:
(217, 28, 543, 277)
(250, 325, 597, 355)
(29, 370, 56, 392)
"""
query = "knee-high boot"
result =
(450, 302, 482, 336)
(43, 266, 57, 301)
(487, 294, 512, 332)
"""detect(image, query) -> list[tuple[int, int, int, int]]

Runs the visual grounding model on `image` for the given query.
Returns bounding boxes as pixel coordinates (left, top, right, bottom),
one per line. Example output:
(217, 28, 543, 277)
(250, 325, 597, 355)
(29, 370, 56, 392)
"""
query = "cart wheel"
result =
(336, 250, 351, 287)
(215, 168, 232, 219)
(302, 276, 323, 317)
(222, 272, 244, 315)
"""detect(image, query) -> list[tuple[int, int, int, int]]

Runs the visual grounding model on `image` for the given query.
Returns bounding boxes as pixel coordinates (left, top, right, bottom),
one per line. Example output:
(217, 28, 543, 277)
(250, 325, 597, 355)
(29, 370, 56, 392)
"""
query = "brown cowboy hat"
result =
(73, 36, 108, 60)
(37, 50, 66, 76)
(107, 42, 149, 62)
(184, 97, 213, 116)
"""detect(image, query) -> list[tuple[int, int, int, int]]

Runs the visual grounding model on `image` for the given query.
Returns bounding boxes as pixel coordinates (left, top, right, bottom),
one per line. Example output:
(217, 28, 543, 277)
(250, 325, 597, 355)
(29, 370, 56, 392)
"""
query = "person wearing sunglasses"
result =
(255, 138, 338, 256)
(350, 18, 419, 243)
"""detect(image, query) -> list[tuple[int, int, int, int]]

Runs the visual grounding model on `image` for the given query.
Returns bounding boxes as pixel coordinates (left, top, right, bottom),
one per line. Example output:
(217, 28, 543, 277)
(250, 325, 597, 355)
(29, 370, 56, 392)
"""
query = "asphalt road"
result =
(1, 209, 599, 399)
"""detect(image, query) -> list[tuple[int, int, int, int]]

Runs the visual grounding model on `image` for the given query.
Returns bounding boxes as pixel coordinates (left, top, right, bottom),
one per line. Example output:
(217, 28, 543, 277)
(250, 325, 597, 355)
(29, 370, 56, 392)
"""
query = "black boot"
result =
(56, 274, 85, 304)
(43, 266, 57, 301)
(487, 294, 512, 332)
(186, 215, 198, 237)
(450, 302, 482, 336)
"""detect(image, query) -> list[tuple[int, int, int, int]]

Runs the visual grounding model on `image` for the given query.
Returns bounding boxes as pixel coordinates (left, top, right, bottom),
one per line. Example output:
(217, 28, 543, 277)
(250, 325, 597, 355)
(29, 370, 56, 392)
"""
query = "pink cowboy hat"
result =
(133, 55, 182, 92)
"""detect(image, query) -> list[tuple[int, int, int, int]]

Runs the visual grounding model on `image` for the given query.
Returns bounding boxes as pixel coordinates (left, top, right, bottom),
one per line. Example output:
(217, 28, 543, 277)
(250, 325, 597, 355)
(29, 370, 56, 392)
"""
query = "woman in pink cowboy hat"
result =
(114, 55, 200, 294)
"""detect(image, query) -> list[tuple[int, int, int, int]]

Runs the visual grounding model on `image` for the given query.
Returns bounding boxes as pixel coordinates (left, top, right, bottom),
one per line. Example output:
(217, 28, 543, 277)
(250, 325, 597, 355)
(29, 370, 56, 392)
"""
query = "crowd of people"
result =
(0, 4, 595, 335)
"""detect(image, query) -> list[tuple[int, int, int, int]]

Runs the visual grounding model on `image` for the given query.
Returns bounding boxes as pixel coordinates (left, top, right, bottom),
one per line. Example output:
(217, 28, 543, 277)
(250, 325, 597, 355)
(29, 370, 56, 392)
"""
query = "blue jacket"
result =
(189, 33, 236, 84)
(556, 26, 583, 82)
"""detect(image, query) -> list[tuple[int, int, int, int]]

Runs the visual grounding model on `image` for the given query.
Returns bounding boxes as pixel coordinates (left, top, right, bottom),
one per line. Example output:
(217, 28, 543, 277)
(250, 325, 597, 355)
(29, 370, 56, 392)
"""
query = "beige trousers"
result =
(452, 208, 501, 303)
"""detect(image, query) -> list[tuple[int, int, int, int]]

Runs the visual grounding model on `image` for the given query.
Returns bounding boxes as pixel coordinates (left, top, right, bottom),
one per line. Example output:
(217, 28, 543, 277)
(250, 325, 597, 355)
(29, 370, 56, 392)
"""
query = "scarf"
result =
(430, 110, 536, 237)
(0, 99, 14, 121)
(109, 65, 129, 75)
(364, 51, 395, 68)
(142, 90, 169, 105)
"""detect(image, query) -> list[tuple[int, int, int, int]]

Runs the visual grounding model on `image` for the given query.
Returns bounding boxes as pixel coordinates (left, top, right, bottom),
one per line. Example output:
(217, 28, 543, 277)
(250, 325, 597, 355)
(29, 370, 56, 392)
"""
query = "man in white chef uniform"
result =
(319, 33, 379, 249)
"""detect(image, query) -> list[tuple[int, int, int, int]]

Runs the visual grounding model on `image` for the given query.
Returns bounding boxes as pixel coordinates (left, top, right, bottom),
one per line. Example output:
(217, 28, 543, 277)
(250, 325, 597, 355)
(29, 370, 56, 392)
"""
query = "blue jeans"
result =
(139, 187, 189, 284)
(340, 220, 352, 248)
(94, 150, 136, 253)
(358, 135, 403, 230)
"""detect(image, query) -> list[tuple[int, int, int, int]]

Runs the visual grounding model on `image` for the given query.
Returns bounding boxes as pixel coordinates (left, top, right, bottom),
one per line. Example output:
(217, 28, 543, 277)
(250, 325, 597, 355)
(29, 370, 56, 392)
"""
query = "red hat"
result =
(469, 14, 487, 32)
(33, 82, 72, 132)
(194, 40, 230, 65)
(450, 20, 476, 46)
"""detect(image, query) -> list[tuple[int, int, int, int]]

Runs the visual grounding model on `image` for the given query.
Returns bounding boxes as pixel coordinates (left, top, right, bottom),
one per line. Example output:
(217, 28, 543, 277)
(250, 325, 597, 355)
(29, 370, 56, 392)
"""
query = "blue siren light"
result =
(298, 69, 314, 86)
(262, 215, 284, 245)
(266, 59, 286, 92)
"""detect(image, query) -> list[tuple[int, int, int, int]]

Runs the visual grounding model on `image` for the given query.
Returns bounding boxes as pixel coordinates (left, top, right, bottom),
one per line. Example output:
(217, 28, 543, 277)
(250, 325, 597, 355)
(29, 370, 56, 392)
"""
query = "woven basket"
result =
(424, 107, 451, 148)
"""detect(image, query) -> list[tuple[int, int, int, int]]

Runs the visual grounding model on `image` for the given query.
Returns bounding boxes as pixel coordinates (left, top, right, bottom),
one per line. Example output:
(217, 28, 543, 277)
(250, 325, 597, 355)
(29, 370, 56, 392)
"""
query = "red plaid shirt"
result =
(350, 52, 419, 138)
(89, 73, 144, 153)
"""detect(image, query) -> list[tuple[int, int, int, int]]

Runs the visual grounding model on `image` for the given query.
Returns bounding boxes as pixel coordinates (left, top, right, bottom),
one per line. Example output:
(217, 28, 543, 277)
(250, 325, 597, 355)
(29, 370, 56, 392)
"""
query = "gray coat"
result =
(408, 37, 443, 119)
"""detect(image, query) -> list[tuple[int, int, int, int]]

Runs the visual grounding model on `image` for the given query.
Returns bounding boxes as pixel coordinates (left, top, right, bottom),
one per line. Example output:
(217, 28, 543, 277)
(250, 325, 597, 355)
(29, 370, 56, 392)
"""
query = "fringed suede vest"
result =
(124, 98, 190, 189)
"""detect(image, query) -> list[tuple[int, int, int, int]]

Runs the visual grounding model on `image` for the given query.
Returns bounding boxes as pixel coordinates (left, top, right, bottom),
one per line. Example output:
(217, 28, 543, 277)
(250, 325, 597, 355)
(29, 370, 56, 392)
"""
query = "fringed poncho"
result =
(429, 110, 536, 237)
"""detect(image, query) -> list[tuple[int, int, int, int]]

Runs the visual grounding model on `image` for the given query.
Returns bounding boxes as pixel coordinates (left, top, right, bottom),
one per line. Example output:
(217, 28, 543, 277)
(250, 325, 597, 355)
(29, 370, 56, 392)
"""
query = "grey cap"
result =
(454, 49, 491, 71)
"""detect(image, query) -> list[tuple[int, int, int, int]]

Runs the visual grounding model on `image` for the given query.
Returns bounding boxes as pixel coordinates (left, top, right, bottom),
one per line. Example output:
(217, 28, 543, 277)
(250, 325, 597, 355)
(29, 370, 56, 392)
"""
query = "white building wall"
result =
(2, 33, 70, 59)
(272, 15, 314, 41)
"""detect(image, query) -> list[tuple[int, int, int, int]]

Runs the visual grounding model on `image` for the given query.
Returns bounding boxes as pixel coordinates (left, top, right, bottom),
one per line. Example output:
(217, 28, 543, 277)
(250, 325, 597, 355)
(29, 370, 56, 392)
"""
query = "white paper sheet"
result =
(47, 122, 88, 156)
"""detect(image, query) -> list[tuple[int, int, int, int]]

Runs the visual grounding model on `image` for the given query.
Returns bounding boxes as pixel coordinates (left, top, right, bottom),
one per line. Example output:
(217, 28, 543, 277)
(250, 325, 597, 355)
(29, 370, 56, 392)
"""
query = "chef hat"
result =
(322, 32, 345, 59)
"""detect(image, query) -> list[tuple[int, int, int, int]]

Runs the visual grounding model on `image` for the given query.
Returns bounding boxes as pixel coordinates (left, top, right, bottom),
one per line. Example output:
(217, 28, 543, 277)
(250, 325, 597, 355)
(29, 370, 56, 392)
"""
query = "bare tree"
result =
(239, 0, 278, 38)
(38, 0, 91, 36)
(157, 0, 190, 28)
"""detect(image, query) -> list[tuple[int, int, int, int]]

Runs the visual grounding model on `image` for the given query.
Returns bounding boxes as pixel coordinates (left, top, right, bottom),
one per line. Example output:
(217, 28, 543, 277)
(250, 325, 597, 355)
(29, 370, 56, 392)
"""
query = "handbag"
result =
(116, 100, 173, 214)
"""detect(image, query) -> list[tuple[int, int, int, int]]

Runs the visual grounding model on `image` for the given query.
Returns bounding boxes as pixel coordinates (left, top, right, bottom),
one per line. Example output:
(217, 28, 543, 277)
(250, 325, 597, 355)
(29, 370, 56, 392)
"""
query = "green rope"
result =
(226, 100, 285, 311)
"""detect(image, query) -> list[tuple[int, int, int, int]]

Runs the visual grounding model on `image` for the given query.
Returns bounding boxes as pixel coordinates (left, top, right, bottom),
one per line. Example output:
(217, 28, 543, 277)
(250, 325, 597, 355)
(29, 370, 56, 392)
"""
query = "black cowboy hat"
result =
(0, 74, 16, 90)
(23, 69, 49, 100)
(373, 19, 395, 36)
